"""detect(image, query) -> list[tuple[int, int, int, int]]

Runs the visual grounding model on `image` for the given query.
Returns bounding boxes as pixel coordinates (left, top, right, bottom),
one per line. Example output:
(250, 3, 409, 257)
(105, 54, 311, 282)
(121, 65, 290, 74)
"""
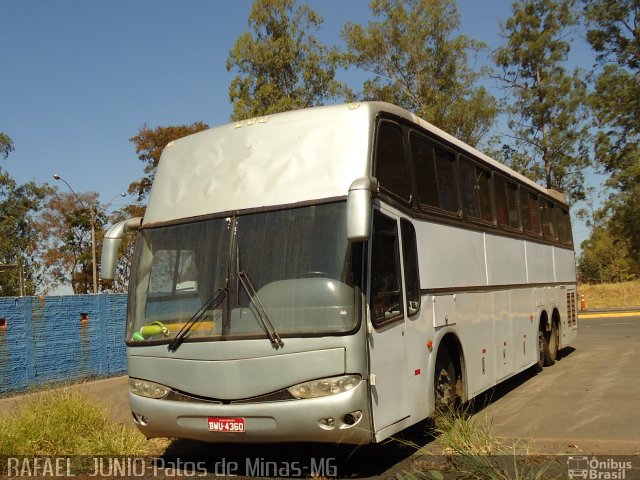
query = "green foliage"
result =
(0, 173, 51, 296)
(493, 0, 590, 203)
(227, 0, 350, 121)
(584, 0, 640, 271)
(341, 0, 497, 147)
(129, 122, 208, 201)
(0, 132, 14, 161)
(578, 226, 637, 283)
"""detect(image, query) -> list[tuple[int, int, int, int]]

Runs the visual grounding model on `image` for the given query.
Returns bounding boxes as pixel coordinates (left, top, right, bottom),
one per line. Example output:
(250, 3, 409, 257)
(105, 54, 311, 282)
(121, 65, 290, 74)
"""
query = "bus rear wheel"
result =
(537, 323, 556, 369)
(548, 320, 559, 362)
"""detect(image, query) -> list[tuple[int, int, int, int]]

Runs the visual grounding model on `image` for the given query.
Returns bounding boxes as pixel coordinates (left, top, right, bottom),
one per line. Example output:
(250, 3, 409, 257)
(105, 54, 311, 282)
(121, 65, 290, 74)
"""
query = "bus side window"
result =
(556, 207, 573, 246)
(495, 176, 521, 231)
(540, 200, 559, 241)
(460, 156, 494, 224)
(521, 189, 541, 236)
(411, 133, 459, 215)
(400, 219, 420, 316)
(371, 211, 404, 325)
(411, 135, 439, 209)
(375, 122, 411, 204)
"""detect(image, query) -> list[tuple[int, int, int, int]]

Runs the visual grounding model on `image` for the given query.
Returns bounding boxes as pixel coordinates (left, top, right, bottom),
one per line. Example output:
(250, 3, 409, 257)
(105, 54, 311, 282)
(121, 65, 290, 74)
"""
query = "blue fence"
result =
(0, 294, 128, 395)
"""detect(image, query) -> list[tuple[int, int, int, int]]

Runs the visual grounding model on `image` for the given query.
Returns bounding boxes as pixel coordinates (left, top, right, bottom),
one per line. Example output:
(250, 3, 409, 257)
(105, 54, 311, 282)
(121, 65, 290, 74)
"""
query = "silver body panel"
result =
(125, 102, 577, 445)
(128, 323, 374, 444)
(143, 102, 555, 227)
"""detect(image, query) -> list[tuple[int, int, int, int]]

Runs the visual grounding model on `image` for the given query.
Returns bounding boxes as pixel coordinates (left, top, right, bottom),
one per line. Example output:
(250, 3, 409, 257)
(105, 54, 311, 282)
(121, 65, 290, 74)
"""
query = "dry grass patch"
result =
(578, 281, 640, 309)
(0, 389, 166, 456)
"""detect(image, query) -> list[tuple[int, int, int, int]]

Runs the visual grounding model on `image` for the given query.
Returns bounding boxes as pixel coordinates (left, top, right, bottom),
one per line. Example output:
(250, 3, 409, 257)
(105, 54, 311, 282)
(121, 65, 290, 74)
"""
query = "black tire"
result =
(534, 330, 545, 372)
(548, 320, 559, 362)
(434, 347, 458, 410)
(537, 324, 555, 369)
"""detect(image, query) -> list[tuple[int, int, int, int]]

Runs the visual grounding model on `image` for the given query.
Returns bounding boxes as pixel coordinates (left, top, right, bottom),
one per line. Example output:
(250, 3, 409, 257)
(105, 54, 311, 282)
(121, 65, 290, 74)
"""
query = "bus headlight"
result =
(288, 375, 361, 399)
(128, 377, 170, 399)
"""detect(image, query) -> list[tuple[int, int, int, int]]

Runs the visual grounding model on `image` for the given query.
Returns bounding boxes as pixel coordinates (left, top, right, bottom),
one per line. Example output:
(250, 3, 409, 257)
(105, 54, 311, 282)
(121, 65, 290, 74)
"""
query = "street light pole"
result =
(53, 174, 98, 294)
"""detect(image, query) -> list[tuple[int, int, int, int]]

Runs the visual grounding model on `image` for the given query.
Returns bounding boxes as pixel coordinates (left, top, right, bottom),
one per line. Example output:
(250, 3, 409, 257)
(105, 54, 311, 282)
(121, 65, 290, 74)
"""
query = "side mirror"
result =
(100, 217, 142, 281)
(347, 177, 378, 242)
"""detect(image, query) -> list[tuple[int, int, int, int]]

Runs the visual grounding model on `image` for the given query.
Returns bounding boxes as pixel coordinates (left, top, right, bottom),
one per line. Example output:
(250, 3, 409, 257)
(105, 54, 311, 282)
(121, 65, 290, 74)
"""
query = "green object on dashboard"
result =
(132, 331, 144, 341)
(140, 324, 165, 338)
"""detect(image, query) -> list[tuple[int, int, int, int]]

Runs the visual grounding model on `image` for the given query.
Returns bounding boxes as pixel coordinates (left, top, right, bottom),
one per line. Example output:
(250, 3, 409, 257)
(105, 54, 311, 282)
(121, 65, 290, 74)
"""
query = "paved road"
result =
(1, 313, 638, 477)
(474, 314, 640, 454)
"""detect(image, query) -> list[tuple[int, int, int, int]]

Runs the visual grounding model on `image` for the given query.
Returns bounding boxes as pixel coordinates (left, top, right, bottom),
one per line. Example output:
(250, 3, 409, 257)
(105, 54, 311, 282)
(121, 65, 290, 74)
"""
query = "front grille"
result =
(165, 388, 295, 405)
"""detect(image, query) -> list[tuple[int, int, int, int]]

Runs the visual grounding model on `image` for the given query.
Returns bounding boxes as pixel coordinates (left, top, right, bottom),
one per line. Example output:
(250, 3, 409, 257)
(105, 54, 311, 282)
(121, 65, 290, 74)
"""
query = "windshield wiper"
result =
(237, 270, 284, 349)
(167, 288, 227, 352)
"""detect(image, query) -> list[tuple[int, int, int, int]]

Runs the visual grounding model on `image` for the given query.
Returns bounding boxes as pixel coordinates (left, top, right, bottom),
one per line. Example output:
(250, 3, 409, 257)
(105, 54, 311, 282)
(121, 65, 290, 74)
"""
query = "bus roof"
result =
(144, 102, 565, 226)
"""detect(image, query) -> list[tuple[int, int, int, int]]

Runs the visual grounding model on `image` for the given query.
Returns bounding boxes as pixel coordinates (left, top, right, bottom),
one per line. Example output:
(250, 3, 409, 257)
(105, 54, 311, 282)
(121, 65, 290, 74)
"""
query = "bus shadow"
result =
(159, 420, 437, 478)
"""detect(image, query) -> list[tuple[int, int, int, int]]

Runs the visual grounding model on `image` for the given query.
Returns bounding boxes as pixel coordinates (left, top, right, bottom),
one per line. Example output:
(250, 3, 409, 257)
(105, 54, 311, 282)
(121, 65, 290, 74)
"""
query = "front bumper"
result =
(129, 380, 373, 445)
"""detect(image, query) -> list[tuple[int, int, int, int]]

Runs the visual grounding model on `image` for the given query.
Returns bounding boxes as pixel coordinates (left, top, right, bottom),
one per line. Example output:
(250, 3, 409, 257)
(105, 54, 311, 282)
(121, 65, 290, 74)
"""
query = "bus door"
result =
(367, 208, 410, 433)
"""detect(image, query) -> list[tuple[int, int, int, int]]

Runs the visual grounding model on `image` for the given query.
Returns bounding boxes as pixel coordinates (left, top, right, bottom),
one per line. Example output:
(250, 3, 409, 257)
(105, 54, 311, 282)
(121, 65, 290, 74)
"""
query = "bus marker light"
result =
(482, 348, 486, 354)
(426, 340, 433, 349)
(414, 369, 421, 375)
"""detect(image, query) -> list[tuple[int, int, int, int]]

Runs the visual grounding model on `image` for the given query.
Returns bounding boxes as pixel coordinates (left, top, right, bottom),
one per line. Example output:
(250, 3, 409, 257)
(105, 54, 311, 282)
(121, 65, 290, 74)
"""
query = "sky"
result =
(1, 0, 600, 263)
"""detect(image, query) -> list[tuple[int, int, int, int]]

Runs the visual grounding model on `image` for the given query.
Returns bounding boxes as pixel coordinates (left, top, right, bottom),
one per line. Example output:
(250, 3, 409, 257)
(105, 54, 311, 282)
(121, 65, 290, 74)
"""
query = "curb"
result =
(578, 311, 640, 319)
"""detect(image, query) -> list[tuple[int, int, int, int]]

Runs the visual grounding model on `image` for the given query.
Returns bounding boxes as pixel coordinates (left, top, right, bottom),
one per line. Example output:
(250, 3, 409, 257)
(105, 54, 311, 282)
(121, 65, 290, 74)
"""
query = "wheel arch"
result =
(434, 332, 467, 403)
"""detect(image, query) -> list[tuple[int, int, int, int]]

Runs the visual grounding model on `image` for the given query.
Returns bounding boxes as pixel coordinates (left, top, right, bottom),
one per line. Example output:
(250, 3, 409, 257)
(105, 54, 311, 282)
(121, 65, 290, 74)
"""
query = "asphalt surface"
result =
(1, 311, 638, 478)
(471, 314, 640, 455)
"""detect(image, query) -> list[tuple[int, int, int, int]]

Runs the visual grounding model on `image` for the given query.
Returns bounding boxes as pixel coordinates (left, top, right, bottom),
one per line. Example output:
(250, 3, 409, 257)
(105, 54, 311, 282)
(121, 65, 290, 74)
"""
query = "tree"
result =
(0, 135, 51, 296)
(341, 0, 498, 147)
(493, 0, 590, 203)
(0, 132, 14, 161)
(35, 191, 106, 294)
(0, 175, 51, 296)
(578, 226, 637, 283)
(129, 122, 209, 202)
(584, 0, 640, 269)
(227, 0, 350, 121)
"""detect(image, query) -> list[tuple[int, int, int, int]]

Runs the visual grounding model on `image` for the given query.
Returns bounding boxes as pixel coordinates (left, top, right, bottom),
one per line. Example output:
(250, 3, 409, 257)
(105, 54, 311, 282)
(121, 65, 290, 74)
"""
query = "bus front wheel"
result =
(434, 347, 458, 409)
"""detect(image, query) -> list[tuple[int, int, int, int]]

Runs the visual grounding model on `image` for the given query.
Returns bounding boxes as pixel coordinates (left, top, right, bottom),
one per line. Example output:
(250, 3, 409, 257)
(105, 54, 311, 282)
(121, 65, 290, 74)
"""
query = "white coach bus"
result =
(101, 102, 577, 444)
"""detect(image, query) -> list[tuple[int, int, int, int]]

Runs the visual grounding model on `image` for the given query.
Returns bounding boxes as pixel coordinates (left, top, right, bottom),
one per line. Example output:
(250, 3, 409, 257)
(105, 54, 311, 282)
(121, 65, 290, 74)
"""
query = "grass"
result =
(578, 280, 640, 309)
(0, 389, 165, 456)
(398, 407, 561, 480)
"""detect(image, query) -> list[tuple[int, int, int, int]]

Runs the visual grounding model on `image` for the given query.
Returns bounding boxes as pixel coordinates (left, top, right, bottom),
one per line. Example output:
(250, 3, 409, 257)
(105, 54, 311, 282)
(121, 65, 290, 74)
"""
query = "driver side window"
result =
(370, 211, 404, 325)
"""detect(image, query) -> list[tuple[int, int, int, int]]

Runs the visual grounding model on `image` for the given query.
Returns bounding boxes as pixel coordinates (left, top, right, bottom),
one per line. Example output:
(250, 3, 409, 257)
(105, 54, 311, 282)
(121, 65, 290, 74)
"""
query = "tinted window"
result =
(435, 148, 458, 212)
(400, 219, 420, 316)
(411, 134, 459, 214)
(375, 122, 411, 203)
(412, 136, 438, 208)
(520, 189, 541, 236)
(556, 207, 573, 246)
(460, 157, 494, 223)
(540, 200, 558, 241)
(371, 211, 403, 325)
(495, 176, 521, 231)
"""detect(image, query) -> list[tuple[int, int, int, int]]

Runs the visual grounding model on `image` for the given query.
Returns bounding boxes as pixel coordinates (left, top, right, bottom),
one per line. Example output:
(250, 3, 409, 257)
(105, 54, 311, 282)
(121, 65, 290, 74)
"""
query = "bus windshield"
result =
(127, 202, 359, 344)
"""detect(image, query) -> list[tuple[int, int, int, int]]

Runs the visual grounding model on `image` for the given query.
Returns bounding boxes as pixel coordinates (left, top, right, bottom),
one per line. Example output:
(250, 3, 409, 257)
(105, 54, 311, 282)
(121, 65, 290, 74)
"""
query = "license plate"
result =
(208, 417, 245, 433)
